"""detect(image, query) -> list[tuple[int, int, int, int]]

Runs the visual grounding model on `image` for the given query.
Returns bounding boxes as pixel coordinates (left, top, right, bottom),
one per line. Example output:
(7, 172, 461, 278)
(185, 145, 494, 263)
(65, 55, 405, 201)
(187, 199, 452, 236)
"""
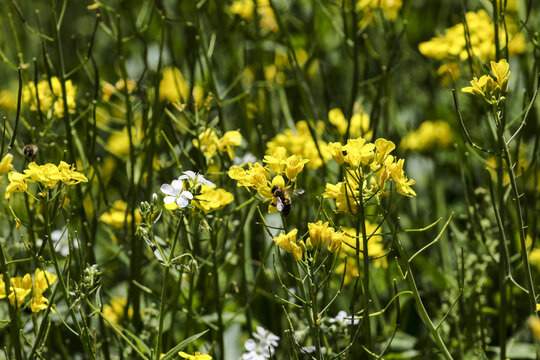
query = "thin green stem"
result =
(155, 215, 183, 360)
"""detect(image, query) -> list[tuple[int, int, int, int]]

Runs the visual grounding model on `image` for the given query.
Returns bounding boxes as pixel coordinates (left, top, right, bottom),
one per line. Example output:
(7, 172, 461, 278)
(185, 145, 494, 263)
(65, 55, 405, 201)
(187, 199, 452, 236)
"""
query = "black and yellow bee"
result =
(271, 186, 304, 216)
(23, 144, 38, 162)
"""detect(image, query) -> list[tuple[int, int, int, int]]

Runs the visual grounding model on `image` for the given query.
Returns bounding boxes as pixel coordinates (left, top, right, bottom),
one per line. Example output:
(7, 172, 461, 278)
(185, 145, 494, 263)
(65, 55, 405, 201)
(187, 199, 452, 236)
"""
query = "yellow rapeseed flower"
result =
(419, 10, 525, 62)
(328, 108, 372, 140)
(462, 59, 510, 104)
(23, 77, 76, 118)
(0, 154, 14, 176)
(8, 274, 33, 307)
(103, 297, 133, 326)
(217, 130, 242, 159)
(5, 171, 28, 199)
(24, 162, 63, 188)
(159, 67, 190, 103)
(400, 120, 453, 152)
(178, 351, 212, 360)
(284, 155, 309, 182)
(194, 185, 234, 213)
(100, 200, 142, 228)
(273, 229, 302, 261)
(57, 161, 89, 185)
(266, 121, 331, 170)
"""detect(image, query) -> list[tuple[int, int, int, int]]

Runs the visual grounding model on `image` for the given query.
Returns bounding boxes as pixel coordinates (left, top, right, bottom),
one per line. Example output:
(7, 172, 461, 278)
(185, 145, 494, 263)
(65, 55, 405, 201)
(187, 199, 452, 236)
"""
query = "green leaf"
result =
(161, 330, 210, 360)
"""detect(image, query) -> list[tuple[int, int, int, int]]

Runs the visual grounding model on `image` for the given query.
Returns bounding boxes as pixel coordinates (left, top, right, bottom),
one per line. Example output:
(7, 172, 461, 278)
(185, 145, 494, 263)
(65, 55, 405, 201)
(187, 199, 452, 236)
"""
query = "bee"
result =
(23, 144, 38, 162)
(271, 186, 304, 216)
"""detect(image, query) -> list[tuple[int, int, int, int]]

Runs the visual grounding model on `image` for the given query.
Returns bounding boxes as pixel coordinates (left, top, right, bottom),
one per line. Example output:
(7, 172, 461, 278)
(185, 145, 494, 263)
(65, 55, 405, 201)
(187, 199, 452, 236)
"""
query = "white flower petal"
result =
(176, 196, 190, 208)
(179, 170, 196, 181)
(163, 196, 176, 204)
(200, 177, 214, 187)
(244, 339, 257, 351)
(171, 179, 184, 192)
(160, 183, 174, 196)
(182, 191, 193, 200)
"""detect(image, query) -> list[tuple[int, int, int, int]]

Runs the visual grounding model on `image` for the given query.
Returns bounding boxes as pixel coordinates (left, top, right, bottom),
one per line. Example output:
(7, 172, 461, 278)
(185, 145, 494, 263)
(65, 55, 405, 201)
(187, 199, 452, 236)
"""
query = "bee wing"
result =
(276, 196, 284, 211)
(292, 188, 305, 198)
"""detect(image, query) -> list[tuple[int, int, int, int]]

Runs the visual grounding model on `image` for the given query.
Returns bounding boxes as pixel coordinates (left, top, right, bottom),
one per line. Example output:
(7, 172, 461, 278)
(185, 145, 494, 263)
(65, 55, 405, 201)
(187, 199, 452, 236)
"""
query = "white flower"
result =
(241, 326, 279, 359)
(253, 326, 279, 348)
(179, 171, 214, 188)
(328, 310, 360, 326)
(160, 179, 193, 208)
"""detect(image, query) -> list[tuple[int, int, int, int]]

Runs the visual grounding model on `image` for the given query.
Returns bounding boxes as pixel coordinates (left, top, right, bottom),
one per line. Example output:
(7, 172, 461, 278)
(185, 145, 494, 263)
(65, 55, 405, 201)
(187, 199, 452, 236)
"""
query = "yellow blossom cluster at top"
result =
(400, 120, 453, 152)
(193, 129, 243, 160)
(266, 120, 331, 170)
(0, 269, 56, 312)
(462, 59, 510, 105)
(229, 146, 309, 214)
(5, 161, 88, 199)
(23, 77, 77, 118)
(230, 0, 278, 33)
(328, 108, 372, 140)
(324, 137, 415, 215)
(418, 9, 525, 63)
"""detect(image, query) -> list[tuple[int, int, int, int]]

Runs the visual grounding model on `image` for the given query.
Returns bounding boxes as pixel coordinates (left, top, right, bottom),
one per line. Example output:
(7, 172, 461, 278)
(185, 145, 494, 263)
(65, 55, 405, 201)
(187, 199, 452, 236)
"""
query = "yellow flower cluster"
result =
(324, 137, 415, 215)
(273, 229, 303, 261)
(5, 161, 88, 199)
(356, 0, 402, 23)
(193, 129, 242, 160)
(0, 269, 56, 312)
(400, 120, 453, 152)
(23, 77, 77, 118)
(335, 224, 387, 284)
(229, 146, 309, 214)
(418, 9, 525, 63)
(266, 121, 331, 170)
(230, 0, 278, 33)
(100, 200, 142, 228)
(103, 297, 133, 326)
(462, 59, 510, 104)
(328, 108, 372, 140)
(307, 220, 345, 253)
(193, 185, 234, 214)
(273, 222, 346, 262)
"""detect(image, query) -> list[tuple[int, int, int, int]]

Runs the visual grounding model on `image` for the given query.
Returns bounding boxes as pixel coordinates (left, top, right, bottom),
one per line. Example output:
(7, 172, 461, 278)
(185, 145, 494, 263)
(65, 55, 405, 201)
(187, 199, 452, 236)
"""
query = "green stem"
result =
(493, 109, 537, 314)
(43, 194, 95, 359)
(0, 239, 23, 360)
(155, 216, 183, 359)
(394, 235, 453, 360)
